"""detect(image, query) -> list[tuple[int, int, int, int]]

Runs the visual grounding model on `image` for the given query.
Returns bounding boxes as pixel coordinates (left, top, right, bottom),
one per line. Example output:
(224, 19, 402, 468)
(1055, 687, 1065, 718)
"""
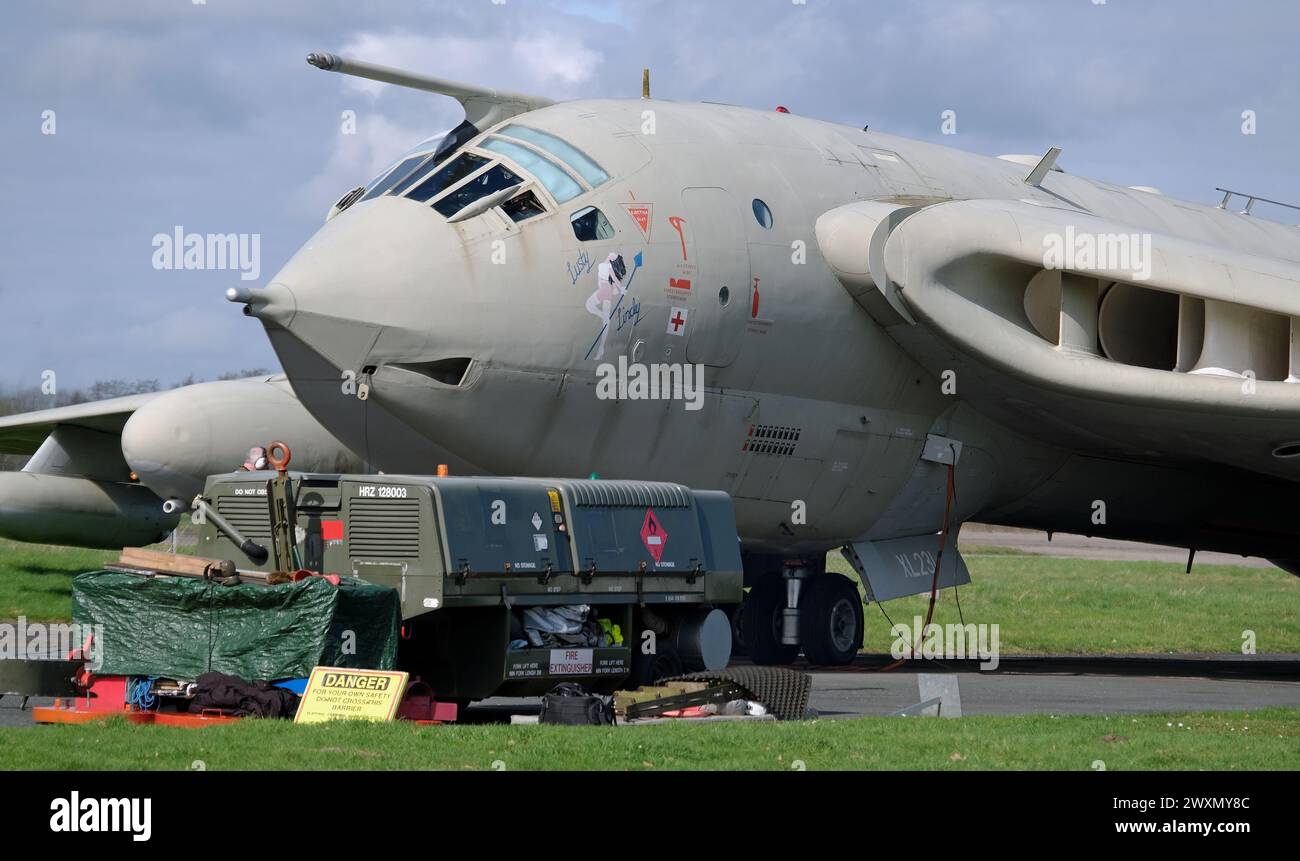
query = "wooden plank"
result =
(613, 682, 710, 710)
(120, 547, 214, 576)
(116, 547, 268, 581)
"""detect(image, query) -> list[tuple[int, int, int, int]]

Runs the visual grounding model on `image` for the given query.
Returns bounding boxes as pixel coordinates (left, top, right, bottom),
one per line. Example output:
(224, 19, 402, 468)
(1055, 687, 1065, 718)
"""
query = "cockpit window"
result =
(360, 153, 431, 202)
(385, 155, 438, 198)
(482, 137, 582, 203)
(406, 152, 490, 203)
(431, 164, 523, 218)
(497, 124, 610, 188)
(570, 206, 615, 241)
(350, 124, 481, 209)
(431, 120, 479, 164)
(503, 191, 546, 223)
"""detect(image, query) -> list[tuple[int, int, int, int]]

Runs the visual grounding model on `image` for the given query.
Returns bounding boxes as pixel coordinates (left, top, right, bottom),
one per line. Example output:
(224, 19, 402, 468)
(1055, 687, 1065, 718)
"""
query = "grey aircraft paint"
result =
(227, 73, 1300, 573)
(3, 54, 1299, 589)
(0, 376, 363, 547)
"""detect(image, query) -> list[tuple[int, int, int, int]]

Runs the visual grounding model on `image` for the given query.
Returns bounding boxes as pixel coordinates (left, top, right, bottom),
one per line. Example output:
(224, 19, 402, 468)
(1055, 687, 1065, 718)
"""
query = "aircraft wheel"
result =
(742, 576, 800, 666)
(799, 573, 864, 666)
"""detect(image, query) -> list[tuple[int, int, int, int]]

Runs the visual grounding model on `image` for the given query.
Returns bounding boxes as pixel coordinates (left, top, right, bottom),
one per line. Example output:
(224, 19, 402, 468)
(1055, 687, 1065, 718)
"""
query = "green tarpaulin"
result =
(72, 571, 401, 681)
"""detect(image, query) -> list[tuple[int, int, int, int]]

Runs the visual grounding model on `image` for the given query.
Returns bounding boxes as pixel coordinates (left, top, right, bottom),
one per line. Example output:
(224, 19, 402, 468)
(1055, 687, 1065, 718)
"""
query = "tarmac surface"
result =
(459, 655, 1300, 722)
(800, 664, 1300, 718)
(959, 526, 1275, 568)
(5, 656, 1298, 726)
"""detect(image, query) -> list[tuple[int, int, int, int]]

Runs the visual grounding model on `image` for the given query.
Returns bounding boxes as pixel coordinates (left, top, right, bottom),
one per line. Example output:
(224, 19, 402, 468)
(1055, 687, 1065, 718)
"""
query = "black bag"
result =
(538, 682, 614, 726)
(188, 671, 300, 719)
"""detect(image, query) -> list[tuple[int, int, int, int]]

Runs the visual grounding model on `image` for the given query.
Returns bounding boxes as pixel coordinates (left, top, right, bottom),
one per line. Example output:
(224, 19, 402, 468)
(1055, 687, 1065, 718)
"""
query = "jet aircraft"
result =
(5, 50, 1299, 665)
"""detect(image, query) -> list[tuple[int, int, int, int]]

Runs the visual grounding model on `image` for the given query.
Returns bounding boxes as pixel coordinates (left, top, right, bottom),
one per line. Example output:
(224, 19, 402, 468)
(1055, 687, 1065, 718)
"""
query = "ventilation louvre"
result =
(216, 496, 272, 542)
(743, 424, 801, 456)
(347, 498, 422, 559)
(566, 481, 691, 508)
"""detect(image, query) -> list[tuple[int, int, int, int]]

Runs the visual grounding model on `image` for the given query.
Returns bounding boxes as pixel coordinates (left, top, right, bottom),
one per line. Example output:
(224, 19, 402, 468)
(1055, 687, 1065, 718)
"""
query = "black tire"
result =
(629, 639, 685, 688)
(743, 576, 800, 665)
(799, 572, 865, 666)
(724, 603, 746, 657)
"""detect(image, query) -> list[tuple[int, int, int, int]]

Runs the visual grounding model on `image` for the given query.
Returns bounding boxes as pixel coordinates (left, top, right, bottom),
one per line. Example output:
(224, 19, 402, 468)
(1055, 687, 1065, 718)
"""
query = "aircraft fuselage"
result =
(244, 98, 1300, 560)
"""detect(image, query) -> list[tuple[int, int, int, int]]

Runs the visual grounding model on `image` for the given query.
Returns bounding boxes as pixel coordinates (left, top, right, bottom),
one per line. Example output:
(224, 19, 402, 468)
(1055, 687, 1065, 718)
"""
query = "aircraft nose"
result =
(230, 197, 444, 374)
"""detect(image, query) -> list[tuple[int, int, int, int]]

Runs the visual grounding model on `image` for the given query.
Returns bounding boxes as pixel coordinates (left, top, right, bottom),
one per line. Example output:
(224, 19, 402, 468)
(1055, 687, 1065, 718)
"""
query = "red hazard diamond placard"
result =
(640, 508, 667, 564)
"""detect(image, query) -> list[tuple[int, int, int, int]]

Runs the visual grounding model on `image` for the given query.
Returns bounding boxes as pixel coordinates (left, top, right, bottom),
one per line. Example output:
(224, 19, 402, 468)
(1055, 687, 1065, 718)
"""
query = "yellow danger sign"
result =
(294, 667, 409, 724)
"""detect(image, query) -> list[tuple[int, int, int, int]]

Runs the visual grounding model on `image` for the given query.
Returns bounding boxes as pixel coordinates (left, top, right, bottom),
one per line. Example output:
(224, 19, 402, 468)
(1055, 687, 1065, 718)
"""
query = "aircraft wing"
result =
(816, 197, 1300, 481)
(0, 391, 163, 455)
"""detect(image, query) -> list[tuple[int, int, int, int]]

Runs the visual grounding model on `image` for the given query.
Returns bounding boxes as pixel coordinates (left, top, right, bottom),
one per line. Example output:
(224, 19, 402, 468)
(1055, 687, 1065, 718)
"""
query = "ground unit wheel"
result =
(725, 602, 746, 657)
(742, 576, 799, 666)
(629, 640, 684, 687)
(799, 572, 864, 666)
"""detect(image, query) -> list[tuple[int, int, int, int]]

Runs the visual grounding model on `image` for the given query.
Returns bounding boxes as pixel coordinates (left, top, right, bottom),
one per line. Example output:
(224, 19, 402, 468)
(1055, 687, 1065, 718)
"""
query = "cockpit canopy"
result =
(335, 121, 612, 227)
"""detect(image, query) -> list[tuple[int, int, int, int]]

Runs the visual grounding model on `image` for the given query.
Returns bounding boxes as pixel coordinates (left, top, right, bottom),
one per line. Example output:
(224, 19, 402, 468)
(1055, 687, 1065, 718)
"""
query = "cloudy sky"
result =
(2, 0, 1296, 390)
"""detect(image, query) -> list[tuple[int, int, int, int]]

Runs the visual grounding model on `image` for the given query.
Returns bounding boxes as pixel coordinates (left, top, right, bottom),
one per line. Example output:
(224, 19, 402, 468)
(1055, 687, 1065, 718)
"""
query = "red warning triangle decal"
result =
(623, 202, 653, 240)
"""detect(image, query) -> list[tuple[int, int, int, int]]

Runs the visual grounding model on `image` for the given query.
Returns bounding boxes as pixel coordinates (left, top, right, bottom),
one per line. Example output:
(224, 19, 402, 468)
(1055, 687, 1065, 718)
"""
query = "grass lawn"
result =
(0, 539, 119, 621)
(1, 708, 1295, 770)
(2, 535, 1297, 654)
(0, 522, 199, 621)
(828, 553, 1300, 655)
(2, 536, 1296, 772)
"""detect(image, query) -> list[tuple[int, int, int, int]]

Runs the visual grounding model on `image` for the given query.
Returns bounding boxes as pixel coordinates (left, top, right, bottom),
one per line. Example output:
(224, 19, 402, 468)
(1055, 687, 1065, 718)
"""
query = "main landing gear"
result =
(738, 556, 865, 667)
